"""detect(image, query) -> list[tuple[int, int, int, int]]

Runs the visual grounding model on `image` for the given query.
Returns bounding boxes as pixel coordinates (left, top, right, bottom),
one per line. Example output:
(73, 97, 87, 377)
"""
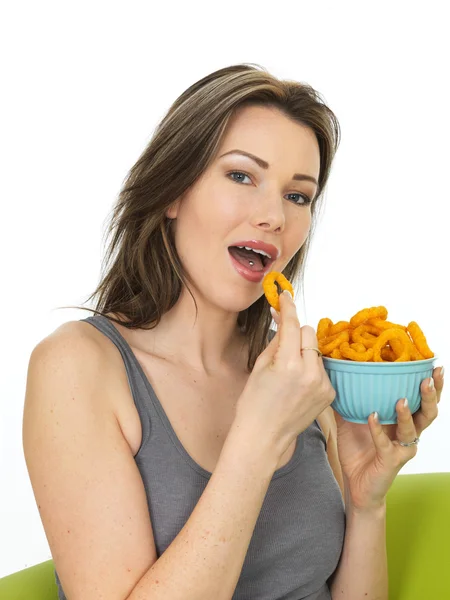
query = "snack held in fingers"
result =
(262, 271, 294, 312)
(316, 306, 434, 362)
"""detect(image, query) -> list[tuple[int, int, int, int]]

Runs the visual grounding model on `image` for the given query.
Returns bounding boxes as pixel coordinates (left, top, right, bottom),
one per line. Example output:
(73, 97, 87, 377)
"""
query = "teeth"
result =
(237, 245, 272, 259)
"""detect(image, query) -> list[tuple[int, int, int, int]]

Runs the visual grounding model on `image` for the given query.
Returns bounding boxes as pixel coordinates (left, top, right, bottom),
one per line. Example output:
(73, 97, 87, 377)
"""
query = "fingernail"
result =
(440, 366, 445, 379)
(373, 411, 379, 422)
(403, 398, 409, 409)
(270, 306, 279, 320)
(428, 377, 435, 391)
(282, 289, 293, 300)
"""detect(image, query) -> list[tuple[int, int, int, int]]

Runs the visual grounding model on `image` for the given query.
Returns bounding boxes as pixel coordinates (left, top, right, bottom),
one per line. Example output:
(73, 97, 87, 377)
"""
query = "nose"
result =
(251, 192, 286, 233)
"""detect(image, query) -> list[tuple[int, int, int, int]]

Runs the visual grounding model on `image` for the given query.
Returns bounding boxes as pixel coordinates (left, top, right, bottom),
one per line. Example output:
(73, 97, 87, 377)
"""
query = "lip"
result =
(228, 240, 280, 261)
(228, 251, 275, 283)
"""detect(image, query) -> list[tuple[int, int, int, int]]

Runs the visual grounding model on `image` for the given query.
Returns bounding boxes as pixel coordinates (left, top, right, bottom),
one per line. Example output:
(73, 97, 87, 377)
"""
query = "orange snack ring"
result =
(319, 331, 349, 355)
(262, 272, 294, 313)
(393, 345, 411, 362)
(340, 342, 374, 362)
(329, 321, 352, 336)
(352, 325, 378, 348)
(372, 329, 412, 362)
(402, 332, 425, 360)
(363, 324, 382, 336)
(362, 330, 379, 338)
(350, 306, 388, 328)
(389, 336, 424, 361)
(350, 342, 367, 353)
(367, 318, 407, 332)
(410, 345, 425, 361)
(407, 321, 435, 359)
(319, 330, 348, 351)
(317, 309, 434, 361)
(349, 329, 359, 343)
(381, 347, 397, 362)
(361, 332, 379, 345)
(389, 336, 407, 360)
(319, 330, 350, 349)
(317, 318, 333, 341)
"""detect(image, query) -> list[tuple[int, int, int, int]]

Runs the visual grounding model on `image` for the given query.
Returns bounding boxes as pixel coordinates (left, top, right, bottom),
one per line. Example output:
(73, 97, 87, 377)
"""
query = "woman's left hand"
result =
(333, 366, 445, 511)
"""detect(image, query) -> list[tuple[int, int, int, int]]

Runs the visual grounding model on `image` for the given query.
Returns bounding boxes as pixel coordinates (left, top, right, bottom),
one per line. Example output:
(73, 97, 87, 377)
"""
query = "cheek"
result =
(285, 210, 312, 254)
(174, 193, 239, 257)
(203, 191, 246, 233)
(300, 212, 312, 239)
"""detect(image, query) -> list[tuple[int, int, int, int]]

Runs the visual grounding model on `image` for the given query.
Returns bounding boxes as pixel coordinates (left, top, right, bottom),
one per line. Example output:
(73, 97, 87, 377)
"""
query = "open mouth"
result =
(227, 246, 274, 272)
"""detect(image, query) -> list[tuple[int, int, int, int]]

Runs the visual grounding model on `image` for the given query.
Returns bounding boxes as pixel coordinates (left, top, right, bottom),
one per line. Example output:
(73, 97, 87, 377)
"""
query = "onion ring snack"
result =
(262, 272, 294, 313)
(316, 306, 434, 362)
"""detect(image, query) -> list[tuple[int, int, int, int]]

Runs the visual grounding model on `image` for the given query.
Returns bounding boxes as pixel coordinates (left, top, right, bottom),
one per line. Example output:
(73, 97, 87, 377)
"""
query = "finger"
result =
(257, 323, 280, 368)
(368, 411, 392, 454)
(300, 324, 324, 369)
(276, 289, 303, 365)
(271, 305, 321, 369)
(434, 366, 445, 404)
(395, 398, 419, 448)
(412, 377, 439, 435)
(270, 306, 280, 326)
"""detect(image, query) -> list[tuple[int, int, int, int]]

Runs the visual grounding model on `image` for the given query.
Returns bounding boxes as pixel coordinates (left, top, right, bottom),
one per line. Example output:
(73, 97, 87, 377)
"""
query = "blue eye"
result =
(286, 192, 313, 205)
(228, 171, 252, 184)
(227, 171, 312, 206)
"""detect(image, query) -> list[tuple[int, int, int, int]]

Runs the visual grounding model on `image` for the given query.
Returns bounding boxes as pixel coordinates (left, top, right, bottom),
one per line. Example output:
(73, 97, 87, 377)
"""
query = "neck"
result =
(137, 289, 249, 375)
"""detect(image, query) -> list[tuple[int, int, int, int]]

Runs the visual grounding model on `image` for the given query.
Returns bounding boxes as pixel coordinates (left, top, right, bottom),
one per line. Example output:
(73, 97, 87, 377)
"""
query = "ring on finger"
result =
(399, 437, 420, 447)
(397, 398, 419, 446)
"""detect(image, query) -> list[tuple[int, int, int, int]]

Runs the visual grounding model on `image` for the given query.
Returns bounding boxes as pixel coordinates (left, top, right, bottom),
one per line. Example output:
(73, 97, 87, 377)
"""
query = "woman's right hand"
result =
(235, 289, 336, 458)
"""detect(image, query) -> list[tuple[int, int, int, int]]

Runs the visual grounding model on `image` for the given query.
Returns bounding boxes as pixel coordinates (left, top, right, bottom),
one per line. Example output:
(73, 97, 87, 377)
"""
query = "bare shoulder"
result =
(23, 319, 158, 599)
(31, 317, 136, 434)
(28, 319, 109, 392)
(37, 317, 111, 353)
(33, 318, 125, 391)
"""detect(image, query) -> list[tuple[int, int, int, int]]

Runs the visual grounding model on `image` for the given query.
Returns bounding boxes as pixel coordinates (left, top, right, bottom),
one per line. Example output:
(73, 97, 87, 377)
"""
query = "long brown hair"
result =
(59, 63, 340, 372)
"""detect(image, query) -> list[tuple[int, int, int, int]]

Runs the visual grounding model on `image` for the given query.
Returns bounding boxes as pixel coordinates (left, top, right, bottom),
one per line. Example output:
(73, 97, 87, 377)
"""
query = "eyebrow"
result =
(219, 149, 318, 186)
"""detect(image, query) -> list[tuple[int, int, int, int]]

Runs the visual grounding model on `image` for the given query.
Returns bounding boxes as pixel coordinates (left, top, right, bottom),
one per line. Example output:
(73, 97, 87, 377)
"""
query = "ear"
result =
(165, 197, 181, 219)
(165, 205, 178, 219)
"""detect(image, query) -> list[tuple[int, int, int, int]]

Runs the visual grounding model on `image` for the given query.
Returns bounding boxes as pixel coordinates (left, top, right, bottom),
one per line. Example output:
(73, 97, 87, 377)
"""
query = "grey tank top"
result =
(55, 315, 345, 600)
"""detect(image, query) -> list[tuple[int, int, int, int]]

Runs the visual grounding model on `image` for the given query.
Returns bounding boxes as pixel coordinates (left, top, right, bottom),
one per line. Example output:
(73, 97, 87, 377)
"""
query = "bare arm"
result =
(23, 324, 280, 600)
(127, 419, 278, 600)
(324, 413, 388, 599)
(329, 500, 388, 600)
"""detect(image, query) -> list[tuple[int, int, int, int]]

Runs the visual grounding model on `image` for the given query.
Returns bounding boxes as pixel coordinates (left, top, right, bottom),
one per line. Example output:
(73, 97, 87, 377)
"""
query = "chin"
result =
(214, 289, 264, 316)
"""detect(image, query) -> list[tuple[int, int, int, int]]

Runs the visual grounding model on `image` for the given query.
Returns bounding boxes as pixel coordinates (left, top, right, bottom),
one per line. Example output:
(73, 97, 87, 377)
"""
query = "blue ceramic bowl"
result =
(323, 356, 438, 424)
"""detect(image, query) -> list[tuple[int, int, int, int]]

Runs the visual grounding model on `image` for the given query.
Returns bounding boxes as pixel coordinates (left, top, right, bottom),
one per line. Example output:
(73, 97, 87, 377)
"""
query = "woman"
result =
(22, 63, 443, 600)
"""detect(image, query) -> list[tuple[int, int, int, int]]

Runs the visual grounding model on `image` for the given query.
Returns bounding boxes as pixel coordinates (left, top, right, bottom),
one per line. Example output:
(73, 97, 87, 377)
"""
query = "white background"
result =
(1, 0, 448, 578)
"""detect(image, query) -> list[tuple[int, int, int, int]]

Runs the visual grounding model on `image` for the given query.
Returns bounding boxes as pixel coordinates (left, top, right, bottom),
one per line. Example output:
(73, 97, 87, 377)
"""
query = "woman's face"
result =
(166, 104, 321, 313)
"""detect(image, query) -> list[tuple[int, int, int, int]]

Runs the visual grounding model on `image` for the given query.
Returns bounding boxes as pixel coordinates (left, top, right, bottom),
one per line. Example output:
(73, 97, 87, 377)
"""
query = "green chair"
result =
(385, 471, 450, 598)
(1, 472, 449, 599)
(0, 559, 57, 600)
